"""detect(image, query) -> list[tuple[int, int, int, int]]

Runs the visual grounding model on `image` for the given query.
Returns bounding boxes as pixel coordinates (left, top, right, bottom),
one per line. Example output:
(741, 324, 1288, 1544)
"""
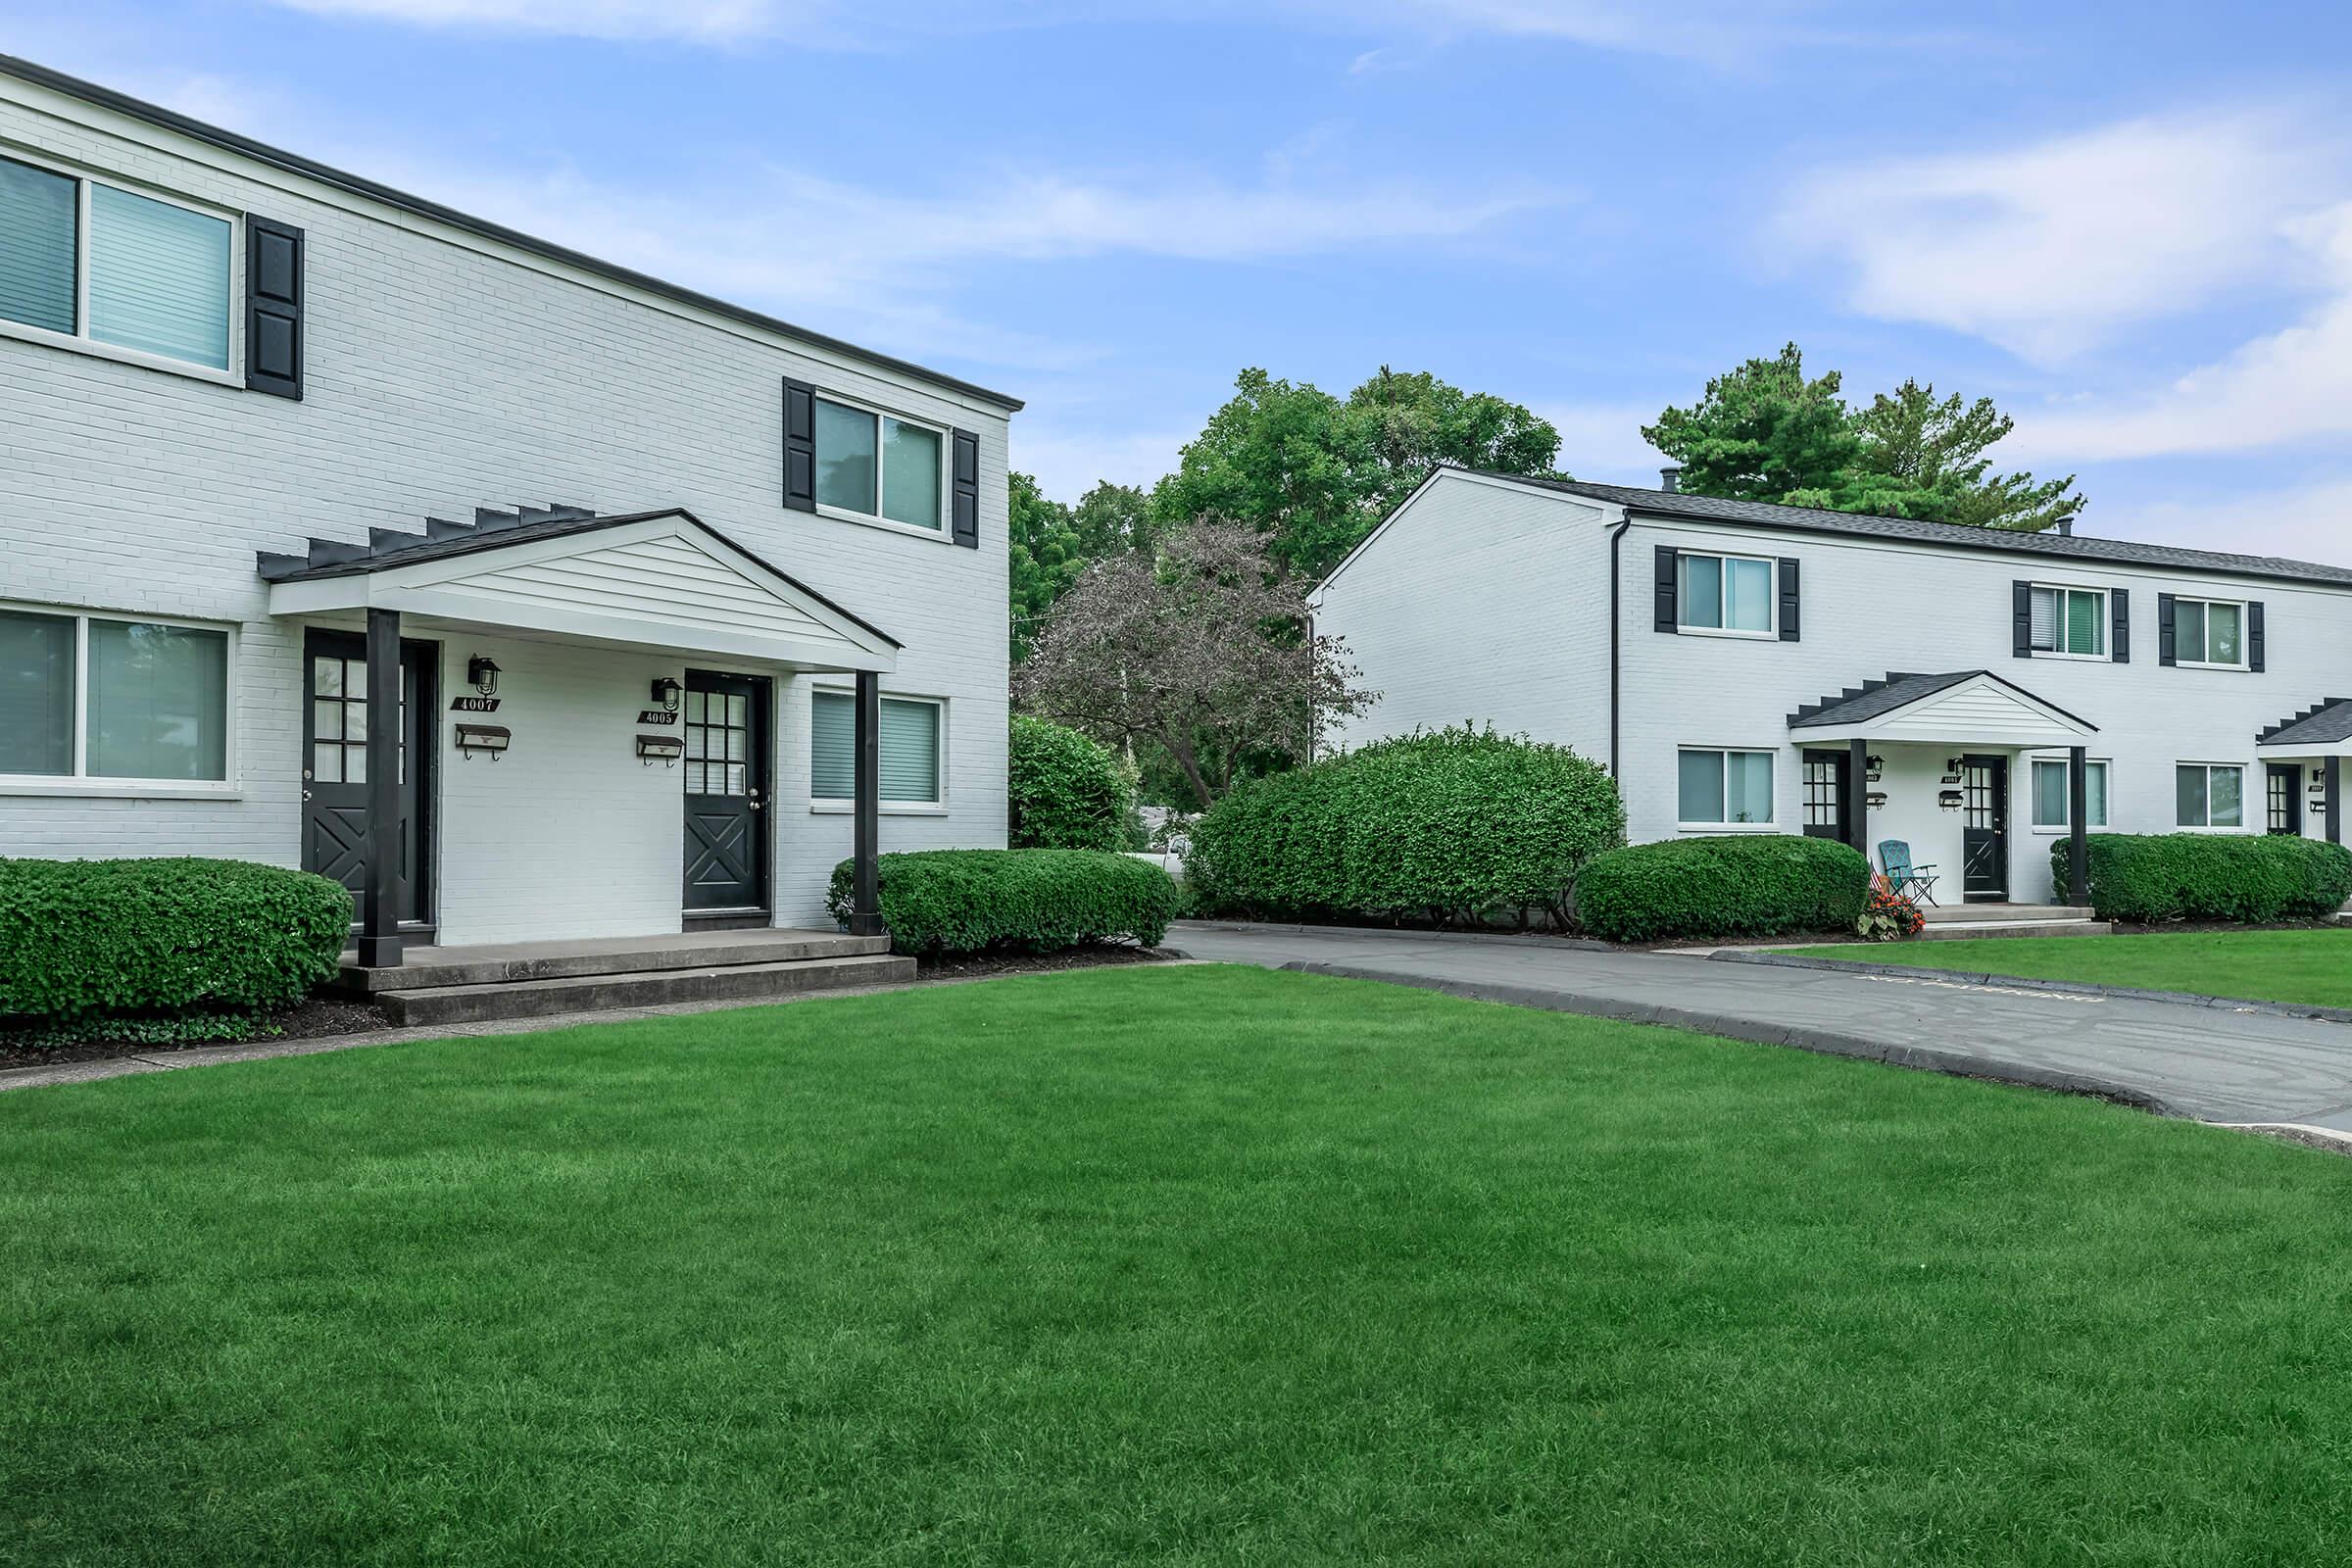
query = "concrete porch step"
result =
(1915, 917, 2113, 941)
(343, 928, 892, 993)
(375, 952, 917, 1025)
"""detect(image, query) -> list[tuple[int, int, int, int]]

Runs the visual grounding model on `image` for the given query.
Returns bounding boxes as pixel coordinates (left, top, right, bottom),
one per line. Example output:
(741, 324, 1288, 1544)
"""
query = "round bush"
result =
(1008, 716, 1135, 852)
(0, 857, 353, 1025)
(1185, 726, 1626, 926)
(1574, 835, 1870, 943)
(826, 849, 1179, 956)
(2059, 833, 2352, 923)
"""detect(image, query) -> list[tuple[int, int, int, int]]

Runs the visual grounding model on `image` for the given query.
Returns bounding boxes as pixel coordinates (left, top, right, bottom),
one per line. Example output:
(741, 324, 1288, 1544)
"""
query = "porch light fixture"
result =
(466, 655, 502, 697)
(455, 723, 510, 760)
(1937, 789, 1965, 810)
(636, 733, 684, 766)
(651, 676, 682, 713)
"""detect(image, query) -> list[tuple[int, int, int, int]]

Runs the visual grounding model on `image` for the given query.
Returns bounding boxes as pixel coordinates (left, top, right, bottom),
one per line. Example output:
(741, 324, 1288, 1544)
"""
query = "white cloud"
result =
(1778, 109, 2345, 362)
(1536, 400, 1665, 482)
(2002, 205, 2352, 463)
(2116, 474, 2352, 568)
(1012, 425, 1191, 501)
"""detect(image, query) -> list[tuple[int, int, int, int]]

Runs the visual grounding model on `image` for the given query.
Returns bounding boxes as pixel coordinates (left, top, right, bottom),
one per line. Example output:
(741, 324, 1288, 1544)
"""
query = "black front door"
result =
(1961, 755, 2009, 902)
(303, 628, 434, 926)
(682, 669, 769, 916)
(1801, 750, 1851, 842)
(2269, 763, 2305, 836)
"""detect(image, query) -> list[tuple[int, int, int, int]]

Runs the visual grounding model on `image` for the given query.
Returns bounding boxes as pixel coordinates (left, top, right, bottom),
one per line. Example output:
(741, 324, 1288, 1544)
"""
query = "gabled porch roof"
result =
(2258, 698, 2352, 756)
(1788, 669, 2097, 747)
(258, 506, 898, 672)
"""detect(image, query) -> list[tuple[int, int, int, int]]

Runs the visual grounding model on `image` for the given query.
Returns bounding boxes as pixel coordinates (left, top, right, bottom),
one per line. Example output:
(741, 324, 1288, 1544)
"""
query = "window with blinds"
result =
(810, 691, 943, 804)
(0, 152, 233, 372)
(0, 607, 231, 784)
(2029, 585, 2105, 657)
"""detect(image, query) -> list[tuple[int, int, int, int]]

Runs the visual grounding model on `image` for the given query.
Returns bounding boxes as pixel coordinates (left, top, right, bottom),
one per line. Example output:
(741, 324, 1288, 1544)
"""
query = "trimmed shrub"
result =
(1574, 835, 1871, 943)
(2057, 833, 2352, 924)
(1185, 726, 1626, 926)
(0, 857, 352, 1026)
(826, 849, 1179, 956)
(1008, 716, 1135, 852)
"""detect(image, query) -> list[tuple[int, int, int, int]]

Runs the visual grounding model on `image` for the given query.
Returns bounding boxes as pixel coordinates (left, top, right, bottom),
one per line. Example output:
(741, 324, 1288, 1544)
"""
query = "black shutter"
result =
(2013, 580, 2033, 659)
(2110, 587, 2130, 663)
(1777, 558, 1800, 642)
(781, 379, 816, 512)
(1653, 546, 1679, 633)
(2249, 600, 2266, 671)
(951, 428, 980, 549)
(243, 216, 303, 400)
(2158, 593, 2177, 665)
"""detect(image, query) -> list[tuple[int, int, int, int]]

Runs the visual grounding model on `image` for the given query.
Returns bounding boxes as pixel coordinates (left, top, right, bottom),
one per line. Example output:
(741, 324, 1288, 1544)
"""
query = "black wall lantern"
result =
(651, 676, 682, 713)
(466, 656, 502, 697)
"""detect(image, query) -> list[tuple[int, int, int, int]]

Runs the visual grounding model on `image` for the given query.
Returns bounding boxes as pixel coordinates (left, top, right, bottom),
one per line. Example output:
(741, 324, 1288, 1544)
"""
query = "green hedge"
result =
(827, 849, 1179, 956)
(0, 858, 352, 1026)
(1008, 716, 1135, 852)
(1574, 835, 1871, 943)
(1185, 726, 1625, 926)
(2057, 833, 2352, 923)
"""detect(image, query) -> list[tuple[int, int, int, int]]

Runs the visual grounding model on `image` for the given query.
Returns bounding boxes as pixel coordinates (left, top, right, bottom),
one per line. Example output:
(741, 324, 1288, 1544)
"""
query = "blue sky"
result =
(12, 1, 2352, 558)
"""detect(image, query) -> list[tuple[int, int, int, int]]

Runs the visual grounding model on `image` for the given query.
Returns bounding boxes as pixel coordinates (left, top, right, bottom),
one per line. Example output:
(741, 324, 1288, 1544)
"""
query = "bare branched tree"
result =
(1014, 520, 1377, 808)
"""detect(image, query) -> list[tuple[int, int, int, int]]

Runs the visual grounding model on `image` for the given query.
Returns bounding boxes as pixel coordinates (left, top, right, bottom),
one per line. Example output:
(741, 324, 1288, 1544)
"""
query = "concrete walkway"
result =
(1173, 921, 2352, 1134)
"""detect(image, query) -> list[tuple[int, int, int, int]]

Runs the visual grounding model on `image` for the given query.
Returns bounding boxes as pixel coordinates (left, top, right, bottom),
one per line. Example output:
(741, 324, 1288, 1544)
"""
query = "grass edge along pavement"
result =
(10, 964, 2352, 1564)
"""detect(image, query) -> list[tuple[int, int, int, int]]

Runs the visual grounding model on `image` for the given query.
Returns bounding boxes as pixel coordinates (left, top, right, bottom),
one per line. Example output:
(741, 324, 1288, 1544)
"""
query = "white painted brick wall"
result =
(0, 85, 1009, 938)
(1319, 472, 2352, 904)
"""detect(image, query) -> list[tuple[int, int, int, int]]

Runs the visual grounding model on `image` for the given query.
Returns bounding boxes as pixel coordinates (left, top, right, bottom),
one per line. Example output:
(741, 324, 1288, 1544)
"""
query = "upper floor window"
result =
(0, 153, 232, 373)
(1676, 552, 1775, 635)
(2173, 598, 2245, 667)
(2028, 584, 2106, 658)
(814, 395, 945, 532)
(0, 604, 231, 786)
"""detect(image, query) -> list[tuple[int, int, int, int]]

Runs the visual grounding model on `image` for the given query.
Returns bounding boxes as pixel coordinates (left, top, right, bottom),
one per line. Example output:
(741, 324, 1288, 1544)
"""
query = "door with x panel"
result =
(682, 669, 770, 917)
(302, 628, 435, 927)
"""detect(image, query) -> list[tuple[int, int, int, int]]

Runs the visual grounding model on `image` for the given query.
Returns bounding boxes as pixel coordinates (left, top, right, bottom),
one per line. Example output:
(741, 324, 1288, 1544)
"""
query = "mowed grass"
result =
(7, 966, 2352, 1566)
(1784, 926, 2352, 1007)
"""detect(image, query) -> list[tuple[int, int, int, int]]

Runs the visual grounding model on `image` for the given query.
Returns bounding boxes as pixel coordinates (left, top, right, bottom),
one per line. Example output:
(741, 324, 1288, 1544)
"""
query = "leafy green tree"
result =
(1070, 480, 1156, 561)
(1152, 367, 1562, 580)
(1008, 471, 1084, 661)
(1646, 345, 2086, 532)
(1642, 342, 1858, 506)
(1007, 715, 1136, 851)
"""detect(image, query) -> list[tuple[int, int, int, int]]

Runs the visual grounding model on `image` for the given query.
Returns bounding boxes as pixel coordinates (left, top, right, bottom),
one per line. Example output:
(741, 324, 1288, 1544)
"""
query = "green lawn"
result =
(1784, 926, 2352, 1007)
(7, 966, 2352, 1565)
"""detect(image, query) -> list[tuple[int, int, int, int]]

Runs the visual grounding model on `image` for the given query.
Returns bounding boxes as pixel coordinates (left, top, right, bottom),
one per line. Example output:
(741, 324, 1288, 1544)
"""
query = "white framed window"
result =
(809, 689, 946, 808)
(0, 603, 235, 793)
(813, 393, 947, 535)
(2029, 757, 2109, 831)
(2176, 762, 2246, 830)
(1676, 551, 1775, 636)
(0, 149, 237, 378)
(1678, 747, 1776, 828)
(2028, 583, 2107, 659)
(2173, 597, 2246, 668)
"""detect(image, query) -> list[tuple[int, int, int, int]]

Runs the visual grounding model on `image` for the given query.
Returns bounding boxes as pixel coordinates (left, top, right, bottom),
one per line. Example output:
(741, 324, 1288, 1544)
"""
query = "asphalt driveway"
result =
(1173, 922, 2352, 1134)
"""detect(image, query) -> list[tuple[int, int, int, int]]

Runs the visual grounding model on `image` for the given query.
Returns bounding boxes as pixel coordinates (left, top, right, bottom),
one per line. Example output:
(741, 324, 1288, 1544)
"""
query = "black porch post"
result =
(850, 669, 884, 937)
(1846, 737, 1869, 858)
(2329, 756, 2343, 847)
(2067, 744, 2089, 906)
(356, 607, 404, 967)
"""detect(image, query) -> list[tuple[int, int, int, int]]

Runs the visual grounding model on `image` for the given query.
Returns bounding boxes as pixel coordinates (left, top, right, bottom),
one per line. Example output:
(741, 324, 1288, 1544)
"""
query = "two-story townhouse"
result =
(0, 56, 1018, 968)
(1314, 466, 2352, 906)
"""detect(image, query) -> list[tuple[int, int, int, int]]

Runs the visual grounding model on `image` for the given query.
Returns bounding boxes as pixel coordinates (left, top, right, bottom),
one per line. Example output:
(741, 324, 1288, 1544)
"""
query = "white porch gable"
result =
(263, 509, 897, 672)
(1788, 669, 2095, 748)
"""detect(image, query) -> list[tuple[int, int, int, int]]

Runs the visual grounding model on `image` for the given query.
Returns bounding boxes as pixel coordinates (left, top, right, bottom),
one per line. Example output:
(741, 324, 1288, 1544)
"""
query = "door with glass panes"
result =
(302, 628, 434, 926)
(681, 669, 770, 917)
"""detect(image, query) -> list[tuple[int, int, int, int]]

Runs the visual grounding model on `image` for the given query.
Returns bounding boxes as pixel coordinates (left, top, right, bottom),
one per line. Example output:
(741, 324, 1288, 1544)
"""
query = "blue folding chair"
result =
(1878, 840, 1939, 906)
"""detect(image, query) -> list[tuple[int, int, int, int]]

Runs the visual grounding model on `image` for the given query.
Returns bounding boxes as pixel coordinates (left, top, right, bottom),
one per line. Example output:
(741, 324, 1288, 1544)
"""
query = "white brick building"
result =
(1315, 467, 2352, 906)
(0, 57, 1017, 961)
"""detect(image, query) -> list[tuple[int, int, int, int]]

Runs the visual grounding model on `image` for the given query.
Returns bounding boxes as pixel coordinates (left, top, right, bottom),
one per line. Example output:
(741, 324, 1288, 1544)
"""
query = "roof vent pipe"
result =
(2056, 518, 2073, 536)
(1659, 465, 1683, 494)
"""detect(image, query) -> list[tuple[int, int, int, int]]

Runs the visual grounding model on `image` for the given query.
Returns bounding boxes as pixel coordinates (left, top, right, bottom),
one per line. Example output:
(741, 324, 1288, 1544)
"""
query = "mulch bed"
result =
(915, 945, 1178, 981)
(1, 995, 388, 1071)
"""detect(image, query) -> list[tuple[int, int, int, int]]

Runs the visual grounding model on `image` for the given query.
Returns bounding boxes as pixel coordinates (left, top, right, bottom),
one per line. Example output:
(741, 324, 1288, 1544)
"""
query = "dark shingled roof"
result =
(1788, 669, 2096, 733)
(1484, 472, 2352, 590)
(0, 54, 1021, 413)
(256, 505, 901, 649)
(2258, 699, 2352, 749)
